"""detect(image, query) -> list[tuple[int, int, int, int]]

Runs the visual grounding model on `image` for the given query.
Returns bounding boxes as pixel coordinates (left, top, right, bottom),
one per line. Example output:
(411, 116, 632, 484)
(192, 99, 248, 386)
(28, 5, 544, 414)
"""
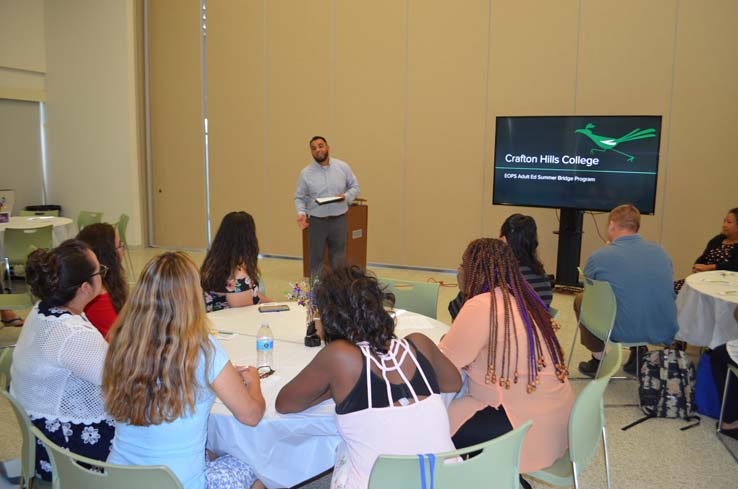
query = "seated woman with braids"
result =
(440, 238, 573, 476)
(276, 265, 461, 489)
(448, 214, 552, 321)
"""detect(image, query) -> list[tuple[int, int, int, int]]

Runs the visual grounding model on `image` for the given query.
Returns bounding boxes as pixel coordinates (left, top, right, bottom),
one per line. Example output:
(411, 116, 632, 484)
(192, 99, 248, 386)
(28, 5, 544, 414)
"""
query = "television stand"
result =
(554, 208, 584, 287)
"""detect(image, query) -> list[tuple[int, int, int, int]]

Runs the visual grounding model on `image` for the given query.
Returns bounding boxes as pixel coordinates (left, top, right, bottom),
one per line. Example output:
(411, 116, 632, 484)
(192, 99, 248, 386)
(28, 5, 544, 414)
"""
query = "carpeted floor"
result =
(2, 247, 737, 488)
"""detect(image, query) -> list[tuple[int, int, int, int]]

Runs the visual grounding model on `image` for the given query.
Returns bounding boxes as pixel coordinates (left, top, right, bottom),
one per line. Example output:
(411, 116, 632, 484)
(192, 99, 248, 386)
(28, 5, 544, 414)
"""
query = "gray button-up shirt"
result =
(294, 158, 360, 217)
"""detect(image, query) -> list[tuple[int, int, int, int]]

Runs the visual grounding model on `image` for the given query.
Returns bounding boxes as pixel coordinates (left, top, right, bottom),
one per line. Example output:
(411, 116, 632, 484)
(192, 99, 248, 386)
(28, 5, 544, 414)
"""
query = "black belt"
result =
(310, 214, 345, 221)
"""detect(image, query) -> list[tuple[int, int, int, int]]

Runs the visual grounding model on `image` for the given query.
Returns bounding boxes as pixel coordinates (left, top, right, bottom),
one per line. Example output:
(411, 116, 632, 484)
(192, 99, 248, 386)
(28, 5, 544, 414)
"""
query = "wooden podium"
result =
(302, 201, 368, 277)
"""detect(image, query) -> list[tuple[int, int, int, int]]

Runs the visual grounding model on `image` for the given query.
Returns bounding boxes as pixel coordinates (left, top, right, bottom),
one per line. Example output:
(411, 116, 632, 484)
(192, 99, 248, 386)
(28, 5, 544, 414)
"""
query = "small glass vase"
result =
(304, 304, 322, 347)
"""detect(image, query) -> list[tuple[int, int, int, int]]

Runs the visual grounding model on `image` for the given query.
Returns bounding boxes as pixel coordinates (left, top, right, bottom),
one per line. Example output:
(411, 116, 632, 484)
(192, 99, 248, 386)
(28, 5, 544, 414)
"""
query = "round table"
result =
(0, 216, 75, 253)
(205, 302, 448, 344)
(0, 217, 75, 290)
(676, 270, 738, 348)
(205, 303, 450, 489)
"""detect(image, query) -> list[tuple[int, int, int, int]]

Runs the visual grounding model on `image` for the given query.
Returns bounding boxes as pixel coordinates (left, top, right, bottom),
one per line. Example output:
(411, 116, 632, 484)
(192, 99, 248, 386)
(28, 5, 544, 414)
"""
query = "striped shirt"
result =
(294, 158, 360, 218)
(448, 265, 553, 321)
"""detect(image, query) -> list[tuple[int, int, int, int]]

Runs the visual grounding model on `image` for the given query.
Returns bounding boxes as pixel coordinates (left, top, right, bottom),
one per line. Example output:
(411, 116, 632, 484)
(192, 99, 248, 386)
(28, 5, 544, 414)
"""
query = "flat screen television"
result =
(492, 115, 662, 214)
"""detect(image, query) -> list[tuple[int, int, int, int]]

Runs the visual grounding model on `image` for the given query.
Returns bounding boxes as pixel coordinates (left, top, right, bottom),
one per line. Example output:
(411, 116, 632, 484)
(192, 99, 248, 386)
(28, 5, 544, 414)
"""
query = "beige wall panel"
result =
(0, 0, 46, 73)
(576, 0, 677, 270)
(0, 0, 46, 99)
(0, 68, 46, 101)
(45, 0, 143, 244)
(264, 0, 332, 256)
(405, 0, 489, 268)
(149, 0, 206, 248)
(334, 0, 406, 265)
(206, 0, 266, 237)
(484, 0, 579, 275)
(134, 0, 147, 245)
(661, 0, 738, 279)
(0, 99, 43, 211)
(577, 0, 677, 114)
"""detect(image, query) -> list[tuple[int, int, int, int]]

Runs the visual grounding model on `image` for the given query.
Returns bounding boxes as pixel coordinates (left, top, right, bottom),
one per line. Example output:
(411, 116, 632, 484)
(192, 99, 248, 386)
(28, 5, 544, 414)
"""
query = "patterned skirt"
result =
(205, 454, 258, 489)
(31, 416, 116, 481)
(331, 442, 351, 489)
(31, 416, 255, 488)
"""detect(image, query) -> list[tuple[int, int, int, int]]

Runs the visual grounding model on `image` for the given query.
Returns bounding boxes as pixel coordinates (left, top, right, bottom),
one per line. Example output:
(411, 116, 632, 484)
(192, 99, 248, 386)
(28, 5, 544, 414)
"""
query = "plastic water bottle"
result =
(256, 322, 274, 368)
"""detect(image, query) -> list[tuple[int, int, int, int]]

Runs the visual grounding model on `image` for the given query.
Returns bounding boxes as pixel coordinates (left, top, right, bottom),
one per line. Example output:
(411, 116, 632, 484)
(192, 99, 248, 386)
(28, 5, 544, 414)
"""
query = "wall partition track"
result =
(201, 0, 212, 246)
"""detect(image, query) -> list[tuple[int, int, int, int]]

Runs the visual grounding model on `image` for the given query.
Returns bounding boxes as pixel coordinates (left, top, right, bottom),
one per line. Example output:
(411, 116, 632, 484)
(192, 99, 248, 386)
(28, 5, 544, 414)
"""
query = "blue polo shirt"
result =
(584, 234, 678, 345)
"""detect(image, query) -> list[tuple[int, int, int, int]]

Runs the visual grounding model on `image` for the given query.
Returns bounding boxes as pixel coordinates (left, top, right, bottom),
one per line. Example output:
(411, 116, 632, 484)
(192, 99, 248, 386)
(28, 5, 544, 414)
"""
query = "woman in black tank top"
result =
(275, 265, 461, 417)
(336, 339, 441, 414)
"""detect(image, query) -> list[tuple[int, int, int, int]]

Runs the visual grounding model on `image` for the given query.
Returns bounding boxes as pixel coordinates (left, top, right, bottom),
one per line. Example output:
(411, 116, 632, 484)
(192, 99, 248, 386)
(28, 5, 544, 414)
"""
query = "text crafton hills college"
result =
(504, 154, 601, 167)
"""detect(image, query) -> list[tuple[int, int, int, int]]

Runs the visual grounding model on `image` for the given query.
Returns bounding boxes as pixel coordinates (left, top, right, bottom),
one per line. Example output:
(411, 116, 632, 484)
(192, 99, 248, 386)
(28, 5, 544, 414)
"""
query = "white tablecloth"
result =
(676, 270, 738, 348)
(0, 216, 75, 258)
(205, 304, 450, 488)
(205, 303, 448, 344)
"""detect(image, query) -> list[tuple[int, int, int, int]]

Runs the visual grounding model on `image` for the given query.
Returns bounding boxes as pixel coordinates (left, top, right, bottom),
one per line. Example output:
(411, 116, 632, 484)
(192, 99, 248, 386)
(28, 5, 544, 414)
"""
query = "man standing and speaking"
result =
(294, 136, 360, 278)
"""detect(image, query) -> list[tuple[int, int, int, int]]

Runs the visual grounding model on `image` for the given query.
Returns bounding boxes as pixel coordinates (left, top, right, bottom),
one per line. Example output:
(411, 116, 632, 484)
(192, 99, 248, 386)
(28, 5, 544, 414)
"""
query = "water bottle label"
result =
(256, 338, 273, 351)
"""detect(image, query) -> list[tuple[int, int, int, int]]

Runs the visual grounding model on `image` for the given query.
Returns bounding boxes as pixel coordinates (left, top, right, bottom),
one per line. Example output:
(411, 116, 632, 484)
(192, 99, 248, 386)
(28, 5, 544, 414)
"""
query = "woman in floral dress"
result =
(10, 240, 114, 481)
(200, 211, 271, 312)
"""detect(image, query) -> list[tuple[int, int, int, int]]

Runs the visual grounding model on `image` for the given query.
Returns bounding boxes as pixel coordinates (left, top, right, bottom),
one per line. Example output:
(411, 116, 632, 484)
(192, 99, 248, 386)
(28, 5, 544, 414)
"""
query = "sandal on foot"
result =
(1, 317, 24, 327)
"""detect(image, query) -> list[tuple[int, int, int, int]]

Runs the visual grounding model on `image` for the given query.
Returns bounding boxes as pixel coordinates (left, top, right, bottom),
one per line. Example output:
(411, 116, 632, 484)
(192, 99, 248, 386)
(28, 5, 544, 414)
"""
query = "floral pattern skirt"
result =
(330, 442, 350, 489)
(206, 454, 258, 489)
(31, 416, 116, 481)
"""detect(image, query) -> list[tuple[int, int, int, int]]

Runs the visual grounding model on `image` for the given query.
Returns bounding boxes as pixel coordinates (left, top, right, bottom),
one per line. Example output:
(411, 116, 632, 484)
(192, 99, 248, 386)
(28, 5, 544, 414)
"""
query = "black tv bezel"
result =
(492, 114, 663, 215)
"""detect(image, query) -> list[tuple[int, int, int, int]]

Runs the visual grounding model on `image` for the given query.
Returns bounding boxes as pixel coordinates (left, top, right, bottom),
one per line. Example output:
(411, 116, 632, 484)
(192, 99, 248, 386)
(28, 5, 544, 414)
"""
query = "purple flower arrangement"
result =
(285, 281, 314, 308)
(286, 281, 322, 347)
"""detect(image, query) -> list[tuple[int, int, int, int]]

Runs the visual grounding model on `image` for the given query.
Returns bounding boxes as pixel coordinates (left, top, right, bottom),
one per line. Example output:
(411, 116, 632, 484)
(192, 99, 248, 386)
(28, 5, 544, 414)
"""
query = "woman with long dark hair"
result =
(104, 252, 266, 489)
(440, 238, 573, 476)
(448, 213, 552, 320)
(276, 265, 461, 489)
(200, 211, 271, 312)
(499, 214, 552, 304)
(10, 240, 114, 481)
(77, 223, 128, 338)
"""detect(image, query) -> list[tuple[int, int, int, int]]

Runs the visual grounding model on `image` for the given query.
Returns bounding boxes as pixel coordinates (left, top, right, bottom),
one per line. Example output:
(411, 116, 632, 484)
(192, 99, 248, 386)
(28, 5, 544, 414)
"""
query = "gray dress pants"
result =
(308, 214, 347, 278)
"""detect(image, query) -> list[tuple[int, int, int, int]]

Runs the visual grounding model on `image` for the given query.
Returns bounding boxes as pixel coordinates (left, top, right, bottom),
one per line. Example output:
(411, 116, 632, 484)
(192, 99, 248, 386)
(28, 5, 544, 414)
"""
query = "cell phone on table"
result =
(258, 304, 290, 313)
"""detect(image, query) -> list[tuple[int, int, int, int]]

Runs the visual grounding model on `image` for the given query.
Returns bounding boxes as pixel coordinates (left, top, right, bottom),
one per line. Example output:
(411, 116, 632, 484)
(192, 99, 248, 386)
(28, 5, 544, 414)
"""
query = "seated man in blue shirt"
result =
(575, 204, 678, 377)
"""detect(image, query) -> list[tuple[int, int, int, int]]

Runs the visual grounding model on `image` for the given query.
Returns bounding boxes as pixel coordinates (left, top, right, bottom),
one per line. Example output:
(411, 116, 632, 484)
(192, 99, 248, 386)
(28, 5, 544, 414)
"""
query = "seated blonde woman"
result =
(439, 238, 574, 483)
(104, 252, 266, 489)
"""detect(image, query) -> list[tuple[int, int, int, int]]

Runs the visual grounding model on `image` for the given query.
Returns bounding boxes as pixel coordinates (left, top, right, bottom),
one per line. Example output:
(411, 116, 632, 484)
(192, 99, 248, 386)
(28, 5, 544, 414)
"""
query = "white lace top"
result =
(10, 302, 110, 424)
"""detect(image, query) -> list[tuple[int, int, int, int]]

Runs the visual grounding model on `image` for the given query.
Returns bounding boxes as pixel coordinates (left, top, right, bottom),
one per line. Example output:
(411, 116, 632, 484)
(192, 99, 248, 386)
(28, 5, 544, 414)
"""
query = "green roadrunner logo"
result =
(575, 123, 656, 162)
